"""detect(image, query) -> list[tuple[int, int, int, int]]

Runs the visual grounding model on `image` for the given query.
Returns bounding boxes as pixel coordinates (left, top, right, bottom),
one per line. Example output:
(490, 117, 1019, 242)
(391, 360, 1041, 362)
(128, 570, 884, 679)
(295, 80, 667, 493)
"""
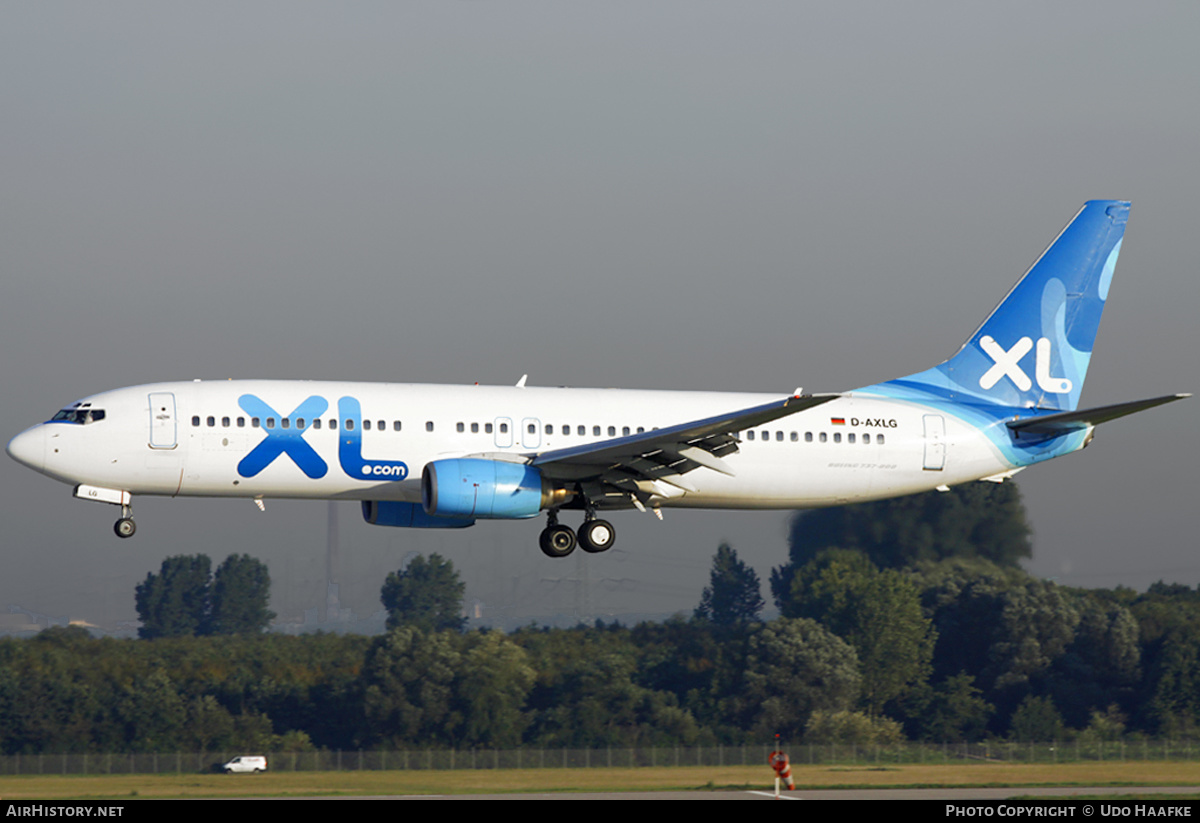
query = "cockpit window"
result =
(49, 408, 106, 424)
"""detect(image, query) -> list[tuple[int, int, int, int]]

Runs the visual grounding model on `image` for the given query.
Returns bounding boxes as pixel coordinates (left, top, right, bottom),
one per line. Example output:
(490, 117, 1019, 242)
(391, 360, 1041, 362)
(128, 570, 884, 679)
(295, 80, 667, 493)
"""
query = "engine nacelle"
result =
(422, 458, 564, 519)
(362, 500, 475, 529)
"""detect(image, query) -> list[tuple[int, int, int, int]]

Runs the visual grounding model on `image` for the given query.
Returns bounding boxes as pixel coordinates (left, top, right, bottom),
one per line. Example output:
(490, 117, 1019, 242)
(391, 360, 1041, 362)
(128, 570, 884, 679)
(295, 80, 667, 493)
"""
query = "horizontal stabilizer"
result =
(1006, 394, 1189, 436)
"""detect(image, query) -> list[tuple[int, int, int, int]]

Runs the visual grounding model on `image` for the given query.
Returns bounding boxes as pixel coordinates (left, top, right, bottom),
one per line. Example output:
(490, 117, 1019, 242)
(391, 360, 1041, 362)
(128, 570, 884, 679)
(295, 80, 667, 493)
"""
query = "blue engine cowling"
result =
(422, 458, 548, 519)
(362, 501, 475, 529)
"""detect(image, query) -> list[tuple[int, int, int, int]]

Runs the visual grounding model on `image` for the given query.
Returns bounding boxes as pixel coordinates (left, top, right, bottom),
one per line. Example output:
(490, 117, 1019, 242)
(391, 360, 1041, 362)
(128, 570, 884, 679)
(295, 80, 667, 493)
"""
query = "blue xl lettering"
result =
(236, 395, 329, 479)
(337, 397, 409, 480)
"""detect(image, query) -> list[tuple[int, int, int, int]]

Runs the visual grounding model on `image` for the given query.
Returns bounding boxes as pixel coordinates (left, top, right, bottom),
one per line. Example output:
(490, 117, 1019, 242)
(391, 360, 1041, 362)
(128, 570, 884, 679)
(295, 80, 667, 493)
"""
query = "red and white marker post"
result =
(768, 734, 795, 797)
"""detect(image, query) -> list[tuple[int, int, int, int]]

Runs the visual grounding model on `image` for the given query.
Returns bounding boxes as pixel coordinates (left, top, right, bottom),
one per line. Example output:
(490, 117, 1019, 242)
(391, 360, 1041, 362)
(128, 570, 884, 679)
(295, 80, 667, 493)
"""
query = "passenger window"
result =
(528, 423, 536, 434)
(363, 420, 371, 430)
(222, 416, 230, 427)
(608, 426, 616, 436)
(577, 425, 585, 436)
(864, 433, 871, 444)
(486, 423, 494, 433)
(833, 432, 841, 443)
(345, 419, 355, 431)
(563, 425, 570, 435)
(747, 431, 755, 441)
(545, 424, 552, 435)
(329, 419, 337, 429)
(207, 416, 215, 427)
(312, 419, 321, 430)
(878, 434, 886, 445)
(457, 422, 465, 433)
(819, 432, 827, 443)
(393, 421, 401, 431)
(791, 432, 798, 442)
(760, 430, 769, 441)
(266, 418, 275, 429)
(192, 416, 201, 427)
(848, 433, 855, 443)
(805, 432, 813, 442)
(637, 427, 645, 433)
(426, 422, 434, 432)
(776, 431, 783, 441)
(237, 417, 245, 428)
(471, 423, 479, 433)
(298, 418, 307, 429)
(252, 418, 260, 428)
(282, 418, 290, 429)
(499, 423, 508, 433)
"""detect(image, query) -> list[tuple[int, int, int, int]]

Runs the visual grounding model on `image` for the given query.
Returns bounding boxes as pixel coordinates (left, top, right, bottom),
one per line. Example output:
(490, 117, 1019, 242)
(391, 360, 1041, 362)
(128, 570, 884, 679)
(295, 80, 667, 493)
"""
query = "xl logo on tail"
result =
(979, 336, 1072, 394)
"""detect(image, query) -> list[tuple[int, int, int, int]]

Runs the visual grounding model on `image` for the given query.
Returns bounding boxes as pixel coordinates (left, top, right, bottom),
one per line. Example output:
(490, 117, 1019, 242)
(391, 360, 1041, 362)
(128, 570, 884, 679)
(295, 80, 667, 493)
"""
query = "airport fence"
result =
(1, 739, 1198, 776)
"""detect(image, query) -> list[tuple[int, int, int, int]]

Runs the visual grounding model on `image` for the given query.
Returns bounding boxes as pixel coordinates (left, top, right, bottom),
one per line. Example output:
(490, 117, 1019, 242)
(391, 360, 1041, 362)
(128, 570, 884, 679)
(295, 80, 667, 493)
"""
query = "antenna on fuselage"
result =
(515, 374, 528, 388)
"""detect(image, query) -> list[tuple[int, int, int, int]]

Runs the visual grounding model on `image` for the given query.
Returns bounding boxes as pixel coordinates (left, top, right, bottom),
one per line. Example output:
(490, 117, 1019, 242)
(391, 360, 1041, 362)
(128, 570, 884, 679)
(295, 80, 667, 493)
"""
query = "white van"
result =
(222, 755, 267, 773)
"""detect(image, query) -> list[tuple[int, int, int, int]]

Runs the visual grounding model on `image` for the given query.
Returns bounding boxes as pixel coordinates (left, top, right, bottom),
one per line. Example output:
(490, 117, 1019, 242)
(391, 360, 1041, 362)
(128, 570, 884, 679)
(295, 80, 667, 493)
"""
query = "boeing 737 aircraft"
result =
(6, 200, 1187, 557)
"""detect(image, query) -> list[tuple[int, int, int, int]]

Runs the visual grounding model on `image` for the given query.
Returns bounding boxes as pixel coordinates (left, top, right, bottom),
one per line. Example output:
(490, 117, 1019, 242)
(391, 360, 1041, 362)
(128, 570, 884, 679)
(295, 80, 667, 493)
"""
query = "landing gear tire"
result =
(578, 519, 616, 553)
(114, 518, 137, 539)
(539, 524, 577, 558)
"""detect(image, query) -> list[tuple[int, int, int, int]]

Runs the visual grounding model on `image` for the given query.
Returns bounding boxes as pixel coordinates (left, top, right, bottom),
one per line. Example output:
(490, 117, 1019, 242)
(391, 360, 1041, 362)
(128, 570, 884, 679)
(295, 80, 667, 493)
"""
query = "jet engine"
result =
(421, 458, 570, 519)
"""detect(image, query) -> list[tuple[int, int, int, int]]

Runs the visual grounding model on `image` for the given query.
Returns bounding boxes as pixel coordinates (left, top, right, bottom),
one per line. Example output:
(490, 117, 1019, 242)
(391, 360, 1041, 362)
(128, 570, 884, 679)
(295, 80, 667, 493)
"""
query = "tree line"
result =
(1, 484, 1197, 754)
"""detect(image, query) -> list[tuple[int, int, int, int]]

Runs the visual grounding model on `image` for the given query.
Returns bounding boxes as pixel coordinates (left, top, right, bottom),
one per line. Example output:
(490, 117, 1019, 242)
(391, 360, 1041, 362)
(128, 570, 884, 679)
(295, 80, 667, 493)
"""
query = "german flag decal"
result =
(830, 417, 845, 425)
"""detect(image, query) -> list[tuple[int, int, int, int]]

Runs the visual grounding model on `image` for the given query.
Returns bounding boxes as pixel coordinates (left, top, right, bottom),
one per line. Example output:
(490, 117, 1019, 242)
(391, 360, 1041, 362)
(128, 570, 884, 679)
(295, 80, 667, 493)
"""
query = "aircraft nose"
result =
(6, 426, 45, 473)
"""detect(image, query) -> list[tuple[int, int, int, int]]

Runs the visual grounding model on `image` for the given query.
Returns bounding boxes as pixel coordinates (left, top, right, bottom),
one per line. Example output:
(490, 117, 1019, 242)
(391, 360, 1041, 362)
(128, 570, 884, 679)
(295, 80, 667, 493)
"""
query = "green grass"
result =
(1, 762, 1198, 799)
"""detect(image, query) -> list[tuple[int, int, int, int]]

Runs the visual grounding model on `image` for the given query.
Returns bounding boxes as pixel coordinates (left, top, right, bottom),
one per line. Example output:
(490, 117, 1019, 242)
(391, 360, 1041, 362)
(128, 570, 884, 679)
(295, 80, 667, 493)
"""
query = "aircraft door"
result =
(522, 418, 541, 449)
(148, 392, 178, 449)
(923, 414, 946, 470)
(494, 417, 513, 448)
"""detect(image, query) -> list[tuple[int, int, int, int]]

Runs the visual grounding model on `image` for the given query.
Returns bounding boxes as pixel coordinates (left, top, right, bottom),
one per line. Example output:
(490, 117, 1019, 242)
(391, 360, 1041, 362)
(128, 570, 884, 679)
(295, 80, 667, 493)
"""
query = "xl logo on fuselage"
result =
(236, 395, 408, 481)
(978, 336, 1072, 394)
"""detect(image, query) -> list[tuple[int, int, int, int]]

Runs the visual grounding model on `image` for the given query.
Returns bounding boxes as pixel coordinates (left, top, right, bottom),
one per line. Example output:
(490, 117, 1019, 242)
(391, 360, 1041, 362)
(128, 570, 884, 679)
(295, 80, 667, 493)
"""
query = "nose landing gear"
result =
(114, 503, 136, 539)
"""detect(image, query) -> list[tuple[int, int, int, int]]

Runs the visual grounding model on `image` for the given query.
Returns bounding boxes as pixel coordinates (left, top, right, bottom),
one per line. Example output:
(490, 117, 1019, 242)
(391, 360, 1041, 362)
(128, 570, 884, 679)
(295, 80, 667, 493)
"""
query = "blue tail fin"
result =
(881, 200, 1130, 411)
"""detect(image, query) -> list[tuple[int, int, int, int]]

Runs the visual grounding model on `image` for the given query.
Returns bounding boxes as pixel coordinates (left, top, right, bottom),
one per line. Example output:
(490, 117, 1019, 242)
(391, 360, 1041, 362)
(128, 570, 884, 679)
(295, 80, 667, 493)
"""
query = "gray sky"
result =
(2, 2, 1196, 630)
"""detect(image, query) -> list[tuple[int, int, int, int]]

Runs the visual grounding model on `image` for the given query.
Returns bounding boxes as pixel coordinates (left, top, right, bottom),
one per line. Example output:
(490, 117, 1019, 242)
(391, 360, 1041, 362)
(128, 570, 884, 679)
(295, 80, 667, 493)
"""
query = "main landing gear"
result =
(539, 510, 616, 558)
(578, 518, 616, 553)
(114, 503, 136, 539)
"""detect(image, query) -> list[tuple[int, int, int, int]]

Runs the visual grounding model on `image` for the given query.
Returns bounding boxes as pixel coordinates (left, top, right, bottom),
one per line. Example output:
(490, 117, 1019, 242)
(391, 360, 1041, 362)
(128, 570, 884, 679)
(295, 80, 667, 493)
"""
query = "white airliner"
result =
(6, 200, 1187, 557)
